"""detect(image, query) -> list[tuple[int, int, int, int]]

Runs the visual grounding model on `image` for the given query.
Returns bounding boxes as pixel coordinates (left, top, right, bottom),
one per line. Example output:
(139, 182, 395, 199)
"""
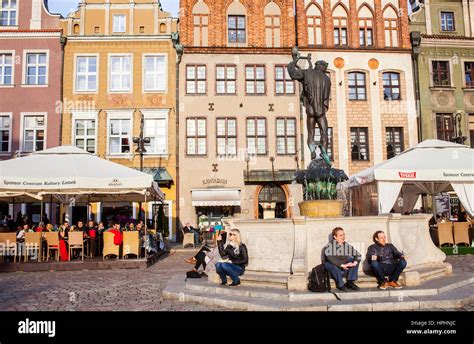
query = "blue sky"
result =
(47, 0, 179, 17)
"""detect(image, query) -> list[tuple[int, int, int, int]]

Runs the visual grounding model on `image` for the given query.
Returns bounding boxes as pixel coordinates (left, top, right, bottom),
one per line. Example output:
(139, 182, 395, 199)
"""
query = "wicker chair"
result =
(24, 232, 42, 262)
(68, 232, 84, 261)
(180, 227, 195, 248)
(122, 231, 140, 259)
(103, 231, 120, 260)
(437, 222, 454, 247)
(453, 222, 470, 246)
(0, 233, 17, 262)
(44, 232, 60, 261)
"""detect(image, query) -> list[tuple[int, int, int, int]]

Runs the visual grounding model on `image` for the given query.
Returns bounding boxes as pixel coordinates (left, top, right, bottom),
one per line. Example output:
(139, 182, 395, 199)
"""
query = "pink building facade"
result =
(0, 0, 63, 221)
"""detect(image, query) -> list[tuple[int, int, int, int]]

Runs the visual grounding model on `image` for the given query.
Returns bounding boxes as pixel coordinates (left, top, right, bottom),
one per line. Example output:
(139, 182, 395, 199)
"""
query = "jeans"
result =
(370, 259, 407, 283)
(324, 261, 359, 288)
(215, 262, 244, 284)
(190, 230, 200, 245)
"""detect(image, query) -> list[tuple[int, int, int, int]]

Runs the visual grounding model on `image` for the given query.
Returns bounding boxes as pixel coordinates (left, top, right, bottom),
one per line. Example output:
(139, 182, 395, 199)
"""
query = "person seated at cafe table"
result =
(35, 222, 47, 233)
(366, 231, 406, 290)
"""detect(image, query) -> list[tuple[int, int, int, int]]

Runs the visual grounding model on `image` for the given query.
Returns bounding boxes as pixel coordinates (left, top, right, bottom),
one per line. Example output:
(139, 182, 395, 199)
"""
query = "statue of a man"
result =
(287, 50, 331, 162)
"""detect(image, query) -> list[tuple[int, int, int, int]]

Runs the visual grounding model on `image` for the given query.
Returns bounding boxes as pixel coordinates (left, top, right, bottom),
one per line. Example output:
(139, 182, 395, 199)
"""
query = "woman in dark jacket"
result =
(215, 229, 248, 286)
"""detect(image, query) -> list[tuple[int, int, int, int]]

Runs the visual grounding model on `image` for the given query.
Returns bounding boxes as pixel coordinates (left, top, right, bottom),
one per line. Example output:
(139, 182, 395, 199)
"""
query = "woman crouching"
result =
(216, 229, 248, 286)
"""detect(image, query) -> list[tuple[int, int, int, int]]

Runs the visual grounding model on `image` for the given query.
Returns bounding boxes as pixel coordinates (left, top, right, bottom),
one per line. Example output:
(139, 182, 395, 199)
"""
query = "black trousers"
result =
(193, 247, 209, 270)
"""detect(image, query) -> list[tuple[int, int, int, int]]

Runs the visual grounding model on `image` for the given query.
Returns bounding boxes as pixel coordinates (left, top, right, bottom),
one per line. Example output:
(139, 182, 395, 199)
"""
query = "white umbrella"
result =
(338, 140, 474, 216)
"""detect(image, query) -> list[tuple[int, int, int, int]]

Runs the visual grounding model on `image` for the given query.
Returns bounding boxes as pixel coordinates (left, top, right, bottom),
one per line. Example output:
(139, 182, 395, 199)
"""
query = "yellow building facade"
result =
(61, 0, 178, 239)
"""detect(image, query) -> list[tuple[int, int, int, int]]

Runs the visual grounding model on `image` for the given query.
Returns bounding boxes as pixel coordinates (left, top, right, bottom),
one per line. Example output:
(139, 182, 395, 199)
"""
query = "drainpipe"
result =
(172, 31, 183, 242)
(294, 0, 305, 167)
(59, 36, 67, 146)
(410, 31, 423, 142)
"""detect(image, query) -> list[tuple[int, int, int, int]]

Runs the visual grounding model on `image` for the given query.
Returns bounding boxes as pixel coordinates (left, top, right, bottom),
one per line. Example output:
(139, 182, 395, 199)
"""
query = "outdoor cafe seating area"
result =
(430, 218, 474, 248)
(0, 226, 160, 264)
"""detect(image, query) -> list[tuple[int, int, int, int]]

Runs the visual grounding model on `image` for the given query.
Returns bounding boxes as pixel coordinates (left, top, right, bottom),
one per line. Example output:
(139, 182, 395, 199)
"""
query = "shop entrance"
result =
(258, 183, 288, 219)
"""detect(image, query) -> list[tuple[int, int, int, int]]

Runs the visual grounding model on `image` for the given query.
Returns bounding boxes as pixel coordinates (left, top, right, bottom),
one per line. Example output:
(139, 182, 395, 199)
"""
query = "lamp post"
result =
(133, 111, 151, 221)
(451, 111, 468, 144)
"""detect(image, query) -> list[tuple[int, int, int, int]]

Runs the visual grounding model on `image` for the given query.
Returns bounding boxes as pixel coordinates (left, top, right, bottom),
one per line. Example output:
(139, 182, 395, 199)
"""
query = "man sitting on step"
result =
(367, 231, 407, 290)
(322, 227, 362, 292)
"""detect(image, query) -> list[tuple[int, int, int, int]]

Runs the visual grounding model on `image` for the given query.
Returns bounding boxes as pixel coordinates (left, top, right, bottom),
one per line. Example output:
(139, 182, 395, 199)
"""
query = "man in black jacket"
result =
(367, 231, 407, 290)
(323, 227, 362, 292)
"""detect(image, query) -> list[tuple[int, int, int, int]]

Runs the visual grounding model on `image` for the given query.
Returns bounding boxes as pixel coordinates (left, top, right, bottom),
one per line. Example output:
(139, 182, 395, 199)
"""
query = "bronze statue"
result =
(287, 48, 331, 165)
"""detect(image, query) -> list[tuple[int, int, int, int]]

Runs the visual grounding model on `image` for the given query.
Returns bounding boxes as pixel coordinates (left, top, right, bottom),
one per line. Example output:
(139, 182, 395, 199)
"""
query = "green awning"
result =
(139, 167, 174, 188)
(244, 169, 296, 184)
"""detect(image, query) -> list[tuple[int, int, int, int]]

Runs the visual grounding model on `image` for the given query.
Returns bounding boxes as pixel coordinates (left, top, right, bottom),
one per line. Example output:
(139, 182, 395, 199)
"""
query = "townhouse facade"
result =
(178, 0, 304, 226)
(296, 0, 418, 176)
(410, 0, 474, 148)
(0, 0, 63, 220)
(60, 0, 178, 239)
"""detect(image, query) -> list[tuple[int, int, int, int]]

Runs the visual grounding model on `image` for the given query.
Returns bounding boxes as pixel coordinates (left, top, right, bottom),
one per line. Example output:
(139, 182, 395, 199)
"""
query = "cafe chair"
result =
(437, 222, 454, 247)
(180, 227, 195, 249)
(0, 233, 17, 262)
(68, 232, 84, 261)
(122, 231, 140, 259)
(453, 222, 470, 246)
(24, 232, 42, 262)
(44, 232, 60, 262)
(103, 231, 119, 260)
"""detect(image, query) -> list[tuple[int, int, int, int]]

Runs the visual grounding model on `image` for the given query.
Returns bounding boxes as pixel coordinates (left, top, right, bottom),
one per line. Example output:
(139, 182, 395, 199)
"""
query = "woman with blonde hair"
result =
(215, 228, 249, 286)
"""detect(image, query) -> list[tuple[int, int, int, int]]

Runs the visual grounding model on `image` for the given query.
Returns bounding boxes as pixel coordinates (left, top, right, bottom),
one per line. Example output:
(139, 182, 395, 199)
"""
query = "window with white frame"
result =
(144, 55, 166, 92)
(113, 14, 126, 33)
(145, 117, 167, 154)
(0, 53, 13, 85)
(186, 117, 207, 155)
(109, 55, 131, 92)
(275, 65, 294, 95)
(76, 56, 97, 92)
(246, 65, 265, 94)
(217, 118, 237, 156)
(23, 115, 45, 152)
(186, 65, 206, 94)
(109, 118, 131, 154)
(26, 53, 47, 85)
(440, 11, 455, 32)
(0, 116, 11, 152)
(276, 118, 296, 155)
(246, 118, 267, 156)
(216, 65, 236, 94)
(74, 119, 96, 154)
(0, 0, 17, 26)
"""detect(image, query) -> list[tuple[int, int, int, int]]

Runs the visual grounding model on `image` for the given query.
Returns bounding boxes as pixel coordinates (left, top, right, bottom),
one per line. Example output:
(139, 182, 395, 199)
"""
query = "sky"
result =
(47, 0, 180, 17)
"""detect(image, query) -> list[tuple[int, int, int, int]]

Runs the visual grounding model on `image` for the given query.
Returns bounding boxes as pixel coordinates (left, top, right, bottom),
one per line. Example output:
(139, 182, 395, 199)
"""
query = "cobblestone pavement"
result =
(0, 252, 472, 311)
(0, 250, 229, 311)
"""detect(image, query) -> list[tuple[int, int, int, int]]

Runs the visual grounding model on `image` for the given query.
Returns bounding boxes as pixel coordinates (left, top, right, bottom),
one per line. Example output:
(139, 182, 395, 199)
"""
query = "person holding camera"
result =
(367, 231, 407, 290)
(215, 229, 248, 287)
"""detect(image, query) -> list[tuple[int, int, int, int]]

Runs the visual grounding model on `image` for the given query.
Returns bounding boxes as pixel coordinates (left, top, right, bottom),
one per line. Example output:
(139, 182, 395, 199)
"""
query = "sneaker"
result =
(346, 281, 360, 291)
(229, 280, 241, 287)
(388, 281, 403, 289)
(378, 282, 389, 290)
(336, 285, 348, 292)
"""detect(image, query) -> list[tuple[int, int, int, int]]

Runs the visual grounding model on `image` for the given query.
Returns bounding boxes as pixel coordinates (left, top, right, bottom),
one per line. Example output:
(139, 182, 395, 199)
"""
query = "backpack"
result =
(308, 265, 341, 301)
(308, 264, 330, 292)
(186, 271, 202, 279)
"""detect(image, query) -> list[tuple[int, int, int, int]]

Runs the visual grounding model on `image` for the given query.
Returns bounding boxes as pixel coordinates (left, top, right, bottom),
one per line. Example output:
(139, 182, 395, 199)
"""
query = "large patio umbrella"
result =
(337, 140, 474, 216)
(0, 146, 164, 219)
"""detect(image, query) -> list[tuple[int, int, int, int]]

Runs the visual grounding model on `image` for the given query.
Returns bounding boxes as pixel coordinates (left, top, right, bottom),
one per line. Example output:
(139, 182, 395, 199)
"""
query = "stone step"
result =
(164, 274, 474, 311)
(240, 271, 289, 289)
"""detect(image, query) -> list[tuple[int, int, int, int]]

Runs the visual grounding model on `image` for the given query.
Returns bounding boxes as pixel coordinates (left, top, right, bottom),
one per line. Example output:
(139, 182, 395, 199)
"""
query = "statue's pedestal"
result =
(298, 200, 343, 217)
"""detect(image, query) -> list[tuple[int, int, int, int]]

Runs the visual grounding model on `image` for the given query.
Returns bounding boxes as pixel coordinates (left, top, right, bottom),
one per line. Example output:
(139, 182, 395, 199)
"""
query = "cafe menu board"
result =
(435, 193, 451, 217)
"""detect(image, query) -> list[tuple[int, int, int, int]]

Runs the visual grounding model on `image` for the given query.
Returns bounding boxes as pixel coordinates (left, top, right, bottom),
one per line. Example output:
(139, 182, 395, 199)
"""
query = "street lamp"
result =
(133, 110, 151, 221)
(451, 111, 468, 144)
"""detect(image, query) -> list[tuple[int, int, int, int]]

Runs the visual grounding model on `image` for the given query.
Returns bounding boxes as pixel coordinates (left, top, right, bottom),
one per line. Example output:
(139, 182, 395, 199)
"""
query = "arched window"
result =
(264, 1, 281, 48)
(227, 0, 247, 44)
(383, 6, 399, 47)
(307, 3, 323, 46)
(383, 72, 401, 100)
(333, 4, 348, 47)
(358, 5, 373, 47)
(192, 0, 209, 47)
